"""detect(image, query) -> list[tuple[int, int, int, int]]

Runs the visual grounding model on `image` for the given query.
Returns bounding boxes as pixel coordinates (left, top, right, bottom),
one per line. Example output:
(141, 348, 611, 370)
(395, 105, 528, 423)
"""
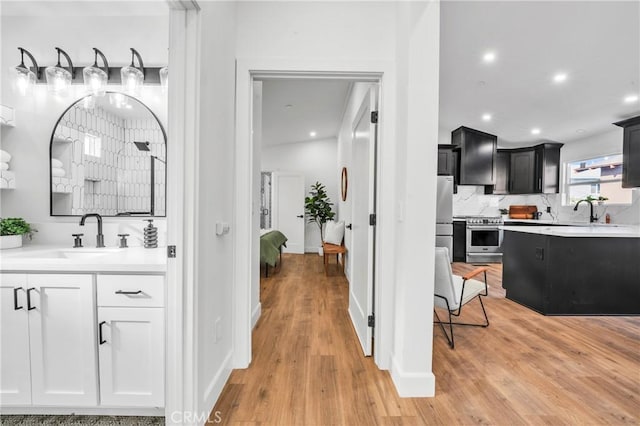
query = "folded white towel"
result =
(51, 167, 66, 177)
(51, 158, 63, 168)
(0, 150, 11, 163)
(0, 162, 8, 171)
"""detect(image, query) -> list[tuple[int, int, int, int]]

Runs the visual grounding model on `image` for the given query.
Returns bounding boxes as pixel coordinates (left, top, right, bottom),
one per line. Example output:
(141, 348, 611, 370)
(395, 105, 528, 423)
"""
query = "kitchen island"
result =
(501, 225, 640, 315)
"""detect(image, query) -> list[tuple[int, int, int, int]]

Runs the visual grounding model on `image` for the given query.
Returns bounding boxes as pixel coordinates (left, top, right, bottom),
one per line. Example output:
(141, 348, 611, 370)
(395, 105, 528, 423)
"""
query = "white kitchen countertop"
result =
(0, 244, 167, 273)
(501, 224, 640, 238)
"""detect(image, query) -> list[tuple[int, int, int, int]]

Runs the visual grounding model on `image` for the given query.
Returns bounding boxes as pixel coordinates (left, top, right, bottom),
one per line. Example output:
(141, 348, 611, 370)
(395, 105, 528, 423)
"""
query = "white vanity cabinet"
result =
(97, 274, 165, 407)
(0, 273, 97, 406)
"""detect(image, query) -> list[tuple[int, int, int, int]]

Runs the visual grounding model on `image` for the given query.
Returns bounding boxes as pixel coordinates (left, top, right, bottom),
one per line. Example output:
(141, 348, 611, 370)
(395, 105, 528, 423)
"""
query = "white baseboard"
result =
(201, 350, 233, 420)
(390, 354, 436, 397)
(0, 406, 163, 416)
(251, 302, 261, 329)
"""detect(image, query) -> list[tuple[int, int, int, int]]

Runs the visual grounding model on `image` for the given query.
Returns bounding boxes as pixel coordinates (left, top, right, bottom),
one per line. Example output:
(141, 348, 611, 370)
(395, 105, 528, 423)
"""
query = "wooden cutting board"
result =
(509, 205, 538, 219)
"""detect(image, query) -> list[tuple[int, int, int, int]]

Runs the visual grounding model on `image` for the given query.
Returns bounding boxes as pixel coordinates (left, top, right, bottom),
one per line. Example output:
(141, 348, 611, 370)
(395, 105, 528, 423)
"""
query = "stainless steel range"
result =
(465, 216, 503, 263)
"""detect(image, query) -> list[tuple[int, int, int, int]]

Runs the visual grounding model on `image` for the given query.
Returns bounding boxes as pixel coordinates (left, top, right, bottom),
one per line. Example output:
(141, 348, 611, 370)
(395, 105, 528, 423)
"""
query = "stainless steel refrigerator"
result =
(435, 176, 453, 256)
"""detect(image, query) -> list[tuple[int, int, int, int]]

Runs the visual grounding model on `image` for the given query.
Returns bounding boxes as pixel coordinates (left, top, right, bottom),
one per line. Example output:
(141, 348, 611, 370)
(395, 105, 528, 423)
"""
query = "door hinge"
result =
(167, 245, 177, 258)
(368, 314, 375, 328)
(371, 111, 378, 124)
(369, 213, 377, 226)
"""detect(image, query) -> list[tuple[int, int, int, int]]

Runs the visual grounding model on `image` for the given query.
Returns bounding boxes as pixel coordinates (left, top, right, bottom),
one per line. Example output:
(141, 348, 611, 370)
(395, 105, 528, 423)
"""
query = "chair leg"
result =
(433, 309, 454, 349)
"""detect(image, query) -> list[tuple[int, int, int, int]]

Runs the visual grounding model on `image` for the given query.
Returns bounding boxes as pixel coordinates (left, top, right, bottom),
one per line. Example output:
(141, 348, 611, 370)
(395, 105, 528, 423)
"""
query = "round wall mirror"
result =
(50, 92, 167, 216)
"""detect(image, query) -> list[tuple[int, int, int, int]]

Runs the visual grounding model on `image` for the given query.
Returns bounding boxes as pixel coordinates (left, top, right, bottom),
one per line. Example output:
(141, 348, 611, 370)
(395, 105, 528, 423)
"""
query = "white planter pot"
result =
(0, 234, 23, 250)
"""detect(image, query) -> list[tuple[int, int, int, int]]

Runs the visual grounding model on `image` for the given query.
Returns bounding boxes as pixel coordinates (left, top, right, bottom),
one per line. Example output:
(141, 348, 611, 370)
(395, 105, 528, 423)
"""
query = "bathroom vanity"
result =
(0, 245, 166, 416)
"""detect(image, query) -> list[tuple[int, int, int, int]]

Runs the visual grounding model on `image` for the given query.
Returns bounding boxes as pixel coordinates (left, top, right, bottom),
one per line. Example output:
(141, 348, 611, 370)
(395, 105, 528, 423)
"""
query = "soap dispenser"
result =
(143, 219, 158, 248)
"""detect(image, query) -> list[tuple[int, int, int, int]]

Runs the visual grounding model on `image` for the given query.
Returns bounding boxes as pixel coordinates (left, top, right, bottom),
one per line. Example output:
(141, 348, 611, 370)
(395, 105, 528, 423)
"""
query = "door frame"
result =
(234, 58, 397, 370)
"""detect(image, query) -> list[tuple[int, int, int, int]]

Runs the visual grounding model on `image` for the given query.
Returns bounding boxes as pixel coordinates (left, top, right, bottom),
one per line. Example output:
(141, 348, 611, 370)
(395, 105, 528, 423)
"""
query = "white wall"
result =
(262, 138, 339, 252)
(452, 128, 640, 225)
(193, 1, 237, 416)
(0, 13, 169, 242)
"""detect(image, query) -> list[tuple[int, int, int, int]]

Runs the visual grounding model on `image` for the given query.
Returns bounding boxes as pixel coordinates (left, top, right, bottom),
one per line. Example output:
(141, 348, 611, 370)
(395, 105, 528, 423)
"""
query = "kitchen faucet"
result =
(573, 199, 598, 223)
(79, 213, 105, 247)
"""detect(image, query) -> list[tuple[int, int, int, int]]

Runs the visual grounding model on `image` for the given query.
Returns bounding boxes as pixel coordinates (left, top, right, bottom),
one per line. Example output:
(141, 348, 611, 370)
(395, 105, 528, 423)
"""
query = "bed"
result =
(260, 229, 287, 277)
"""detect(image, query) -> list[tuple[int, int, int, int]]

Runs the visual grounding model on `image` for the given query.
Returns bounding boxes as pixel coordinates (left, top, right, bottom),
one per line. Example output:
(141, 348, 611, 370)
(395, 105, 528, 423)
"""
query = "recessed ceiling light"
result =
(483, 51, 496, 63)
(553, 72, 568, 83)
(285, 104, 293, 109)
(531, 128, 541, 135)
(482, 113, 492, 122)
(624, 94, 639, 104)
(576, 129, 585, 133)
(309, 131, 317, 137)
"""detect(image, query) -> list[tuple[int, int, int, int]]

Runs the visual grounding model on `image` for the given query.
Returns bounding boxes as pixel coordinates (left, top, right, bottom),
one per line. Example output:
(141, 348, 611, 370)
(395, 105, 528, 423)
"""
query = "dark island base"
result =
(502, 230, 640, 315)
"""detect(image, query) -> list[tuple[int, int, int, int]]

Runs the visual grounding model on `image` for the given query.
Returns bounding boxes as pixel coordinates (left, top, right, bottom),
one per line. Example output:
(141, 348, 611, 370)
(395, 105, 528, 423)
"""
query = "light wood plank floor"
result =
(211, 254, 640, 425)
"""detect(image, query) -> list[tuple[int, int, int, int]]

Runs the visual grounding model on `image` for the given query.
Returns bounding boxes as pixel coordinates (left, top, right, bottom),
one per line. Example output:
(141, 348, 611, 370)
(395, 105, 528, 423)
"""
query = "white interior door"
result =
(0, 274, 32, 405)
(273, 172, 305, 254)
(349, 87, 377, 356)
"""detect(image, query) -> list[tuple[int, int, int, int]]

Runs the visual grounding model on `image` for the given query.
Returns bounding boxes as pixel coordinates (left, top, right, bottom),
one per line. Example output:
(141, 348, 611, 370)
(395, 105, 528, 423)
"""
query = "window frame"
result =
(562, 152, 632, 206)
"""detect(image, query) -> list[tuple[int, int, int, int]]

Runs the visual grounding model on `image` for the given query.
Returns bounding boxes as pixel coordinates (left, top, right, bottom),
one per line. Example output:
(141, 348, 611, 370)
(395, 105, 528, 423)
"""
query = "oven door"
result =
(466, 226, 503, 253)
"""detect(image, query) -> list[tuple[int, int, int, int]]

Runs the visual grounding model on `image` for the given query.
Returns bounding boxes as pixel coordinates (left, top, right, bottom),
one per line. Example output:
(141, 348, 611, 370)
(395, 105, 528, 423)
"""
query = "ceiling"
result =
(260, 79, 352, 146)
(0, 1, 168, 16)
(439, 1, 640, 147)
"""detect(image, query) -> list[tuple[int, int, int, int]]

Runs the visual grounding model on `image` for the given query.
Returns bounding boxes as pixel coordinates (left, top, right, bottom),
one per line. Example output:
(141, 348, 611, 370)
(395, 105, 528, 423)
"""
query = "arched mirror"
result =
(50, 92, 167, 216)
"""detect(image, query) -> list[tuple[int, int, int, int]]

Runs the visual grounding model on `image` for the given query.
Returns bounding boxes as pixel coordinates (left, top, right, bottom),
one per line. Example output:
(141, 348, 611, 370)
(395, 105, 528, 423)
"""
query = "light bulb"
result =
(83, 66, 107, 96)
(120, 65, 143, 96)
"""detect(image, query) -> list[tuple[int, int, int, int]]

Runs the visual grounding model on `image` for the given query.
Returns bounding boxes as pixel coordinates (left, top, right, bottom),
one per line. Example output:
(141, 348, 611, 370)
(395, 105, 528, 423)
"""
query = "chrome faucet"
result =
(79, 213, 105, 247)
(573, 199, 598, 223)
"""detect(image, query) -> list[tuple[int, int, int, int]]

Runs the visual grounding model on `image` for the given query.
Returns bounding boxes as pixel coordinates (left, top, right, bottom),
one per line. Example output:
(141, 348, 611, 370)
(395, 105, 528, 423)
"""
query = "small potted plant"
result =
(0, 217, 33, 249)
(304, 181, 335, 255)
(499, 208, 509, 219)
(585, 195, 609, 205)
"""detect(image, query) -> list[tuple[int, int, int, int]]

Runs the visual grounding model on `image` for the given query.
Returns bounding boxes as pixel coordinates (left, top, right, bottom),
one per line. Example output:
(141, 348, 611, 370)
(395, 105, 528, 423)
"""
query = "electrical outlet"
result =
(546, 206, 552, 213)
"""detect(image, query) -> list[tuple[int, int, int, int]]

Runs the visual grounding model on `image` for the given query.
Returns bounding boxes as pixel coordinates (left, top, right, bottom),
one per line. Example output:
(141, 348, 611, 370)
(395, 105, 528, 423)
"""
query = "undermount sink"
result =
(17, 248, 123, 260)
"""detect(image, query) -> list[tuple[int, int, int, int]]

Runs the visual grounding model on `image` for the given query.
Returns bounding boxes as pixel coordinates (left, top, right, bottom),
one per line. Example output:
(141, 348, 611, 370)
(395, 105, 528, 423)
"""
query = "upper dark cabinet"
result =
(437, 144, 456, 176)
(451, 126, 497, 185)
(614, 116, 640, 188)
(509, 149, 536, 194)
(484, 150, 510, 194)
(535, 143, 563, 194)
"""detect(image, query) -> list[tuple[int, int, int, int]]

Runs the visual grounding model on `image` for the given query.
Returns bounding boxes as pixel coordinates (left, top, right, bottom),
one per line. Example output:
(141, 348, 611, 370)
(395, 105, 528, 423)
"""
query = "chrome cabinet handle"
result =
(14, 287, 23, 310)
(115, 290, 142, 295)
(99, 321, 107, 345)
(26, 287, 36, 311)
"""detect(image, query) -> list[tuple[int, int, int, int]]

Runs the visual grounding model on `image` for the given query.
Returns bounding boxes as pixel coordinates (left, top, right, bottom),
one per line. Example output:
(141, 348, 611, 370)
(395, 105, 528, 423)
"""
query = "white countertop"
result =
(501, 224, 640, 238)
(0, 244, 167, 273)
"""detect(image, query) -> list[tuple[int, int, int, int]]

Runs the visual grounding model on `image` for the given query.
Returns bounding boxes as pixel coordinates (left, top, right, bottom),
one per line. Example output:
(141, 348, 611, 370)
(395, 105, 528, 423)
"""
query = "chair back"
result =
(434, 247, 460, 311)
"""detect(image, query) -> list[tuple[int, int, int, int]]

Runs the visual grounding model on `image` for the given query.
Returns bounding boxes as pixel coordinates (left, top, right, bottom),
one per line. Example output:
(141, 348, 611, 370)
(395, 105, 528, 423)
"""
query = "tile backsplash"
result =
(453, 185, 639, 225)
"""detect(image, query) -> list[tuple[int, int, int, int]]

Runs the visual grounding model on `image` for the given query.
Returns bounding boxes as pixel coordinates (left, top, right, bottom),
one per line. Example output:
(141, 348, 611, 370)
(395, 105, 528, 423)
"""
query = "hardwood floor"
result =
(211, 254, 640, 425)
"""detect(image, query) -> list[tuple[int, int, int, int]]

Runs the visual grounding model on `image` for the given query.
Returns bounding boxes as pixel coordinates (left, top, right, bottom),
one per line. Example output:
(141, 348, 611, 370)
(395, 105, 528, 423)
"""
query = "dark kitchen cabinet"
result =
(437, 144, 456, 176)
(534, 143, 563, 194)
(452, 220, 466, 262)
(451, 126, 497, 185)
(614, 116, 640, 188)
(485, 150, 510, 194)
(509, 149, 536, 194)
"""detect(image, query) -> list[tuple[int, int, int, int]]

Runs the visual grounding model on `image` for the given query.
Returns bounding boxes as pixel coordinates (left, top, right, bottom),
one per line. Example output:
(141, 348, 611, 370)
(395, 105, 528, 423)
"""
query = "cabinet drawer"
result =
(97, 275, 164, 307)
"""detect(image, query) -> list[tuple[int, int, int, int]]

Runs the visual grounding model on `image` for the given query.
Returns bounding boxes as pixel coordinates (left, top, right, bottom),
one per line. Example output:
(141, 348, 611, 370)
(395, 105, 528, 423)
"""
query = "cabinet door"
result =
(510, 150, 535, 194)
(28, 274, 97, 406)
(98, 307, 165, 407)
(494, 150, 511, 194)
(0, 274, 31, 405)
(455, 128, 497, 185)
(437, 147, 454, 175)
(623, 123, 640, 187)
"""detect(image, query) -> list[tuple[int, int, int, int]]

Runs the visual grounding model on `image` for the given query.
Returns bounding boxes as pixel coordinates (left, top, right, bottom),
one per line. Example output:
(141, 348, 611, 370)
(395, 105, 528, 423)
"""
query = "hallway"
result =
(211, 254, 639, 425)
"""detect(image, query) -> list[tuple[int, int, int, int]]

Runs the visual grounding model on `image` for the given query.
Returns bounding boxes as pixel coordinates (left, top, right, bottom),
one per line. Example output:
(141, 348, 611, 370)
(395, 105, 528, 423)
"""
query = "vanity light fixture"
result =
(13, 47, 39, 96)
(83, 48, 109, 96)
(121, 48, 145, 96)
(45, 47, 74, 96)
(159, 66, 168, 93)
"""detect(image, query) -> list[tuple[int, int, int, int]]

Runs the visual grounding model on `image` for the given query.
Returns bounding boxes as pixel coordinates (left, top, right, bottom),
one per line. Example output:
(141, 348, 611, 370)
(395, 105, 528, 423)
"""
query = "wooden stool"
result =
(322, 241, 346, 276)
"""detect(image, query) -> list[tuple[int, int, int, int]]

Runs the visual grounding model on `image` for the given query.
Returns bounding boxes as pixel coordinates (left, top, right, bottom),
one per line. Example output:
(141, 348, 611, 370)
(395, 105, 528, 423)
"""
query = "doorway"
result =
(244, 72, 383, 367)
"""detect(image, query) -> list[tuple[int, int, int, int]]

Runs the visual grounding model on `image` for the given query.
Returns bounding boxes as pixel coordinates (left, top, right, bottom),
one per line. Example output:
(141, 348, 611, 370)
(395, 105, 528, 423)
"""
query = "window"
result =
(84, 133, 102, 158)
(564, 154, 632, 205)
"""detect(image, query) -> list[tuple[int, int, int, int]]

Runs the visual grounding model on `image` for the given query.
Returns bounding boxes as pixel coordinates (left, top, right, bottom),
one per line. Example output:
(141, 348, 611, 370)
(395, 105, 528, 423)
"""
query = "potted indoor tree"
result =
(0, 217, 33, 249)
(304, 181, 335, 255)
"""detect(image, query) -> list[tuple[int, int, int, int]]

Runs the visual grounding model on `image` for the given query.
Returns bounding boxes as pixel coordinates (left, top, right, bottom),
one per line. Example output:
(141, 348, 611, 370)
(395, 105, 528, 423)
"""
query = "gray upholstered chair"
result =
(433, 247, 490, 349)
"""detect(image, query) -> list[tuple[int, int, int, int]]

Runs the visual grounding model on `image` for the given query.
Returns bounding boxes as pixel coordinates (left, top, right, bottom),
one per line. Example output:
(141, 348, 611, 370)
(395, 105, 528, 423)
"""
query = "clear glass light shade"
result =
(159, 66, 168, 93)
(109, 93, 129, 109)
(13, 66, 35, 96)
(83, 66, 108, 96)
(45, 65, 71, 96)
(121, 65, 143, 96)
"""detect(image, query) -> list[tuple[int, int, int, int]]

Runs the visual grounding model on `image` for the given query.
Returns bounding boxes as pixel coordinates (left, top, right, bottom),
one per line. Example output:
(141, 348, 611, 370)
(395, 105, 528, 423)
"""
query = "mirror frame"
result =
(49, 91, 168, 217)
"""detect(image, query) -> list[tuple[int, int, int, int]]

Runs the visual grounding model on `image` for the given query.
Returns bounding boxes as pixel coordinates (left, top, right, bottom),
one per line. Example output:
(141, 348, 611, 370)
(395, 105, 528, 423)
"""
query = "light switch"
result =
(216, 222, 230, 236)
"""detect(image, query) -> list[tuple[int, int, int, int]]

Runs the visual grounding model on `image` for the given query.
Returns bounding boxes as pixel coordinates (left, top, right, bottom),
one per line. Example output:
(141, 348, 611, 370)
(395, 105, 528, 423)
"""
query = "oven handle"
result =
(467, 225, 501, 230)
